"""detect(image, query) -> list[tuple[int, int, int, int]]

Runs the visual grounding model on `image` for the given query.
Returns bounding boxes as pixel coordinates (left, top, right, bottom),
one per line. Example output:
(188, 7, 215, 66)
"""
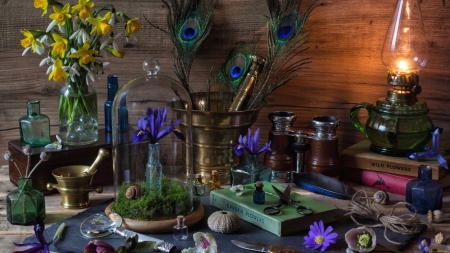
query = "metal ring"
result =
(264, 207, 281, 215)
(297, 206, 313, 216)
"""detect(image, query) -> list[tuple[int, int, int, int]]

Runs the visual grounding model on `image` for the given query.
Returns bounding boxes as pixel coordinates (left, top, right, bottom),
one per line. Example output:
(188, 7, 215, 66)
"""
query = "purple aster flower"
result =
(417, 237, 431, 253)
(234, 128, 271, 157)
(13, 217, 52, 253)
(408, 127, 448, 171)
(132, 107, 184, 144)
(303, 220, 338, 251)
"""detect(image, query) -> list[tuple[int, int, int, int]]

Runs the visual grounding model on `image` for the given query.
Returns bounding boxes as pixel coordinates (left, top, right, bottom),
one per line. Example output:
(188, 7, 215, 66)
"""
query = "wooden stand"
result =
(8, 130, 113, 195)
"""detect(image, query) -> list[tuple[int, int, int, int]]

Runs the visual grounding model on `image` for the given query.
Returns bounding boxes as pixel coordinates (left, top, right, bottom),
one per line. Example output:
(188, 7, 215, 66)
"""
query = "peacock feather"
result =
(246, 0, 320, 110)
(219, 42, 257, 96)
(149, 0, 214, 107)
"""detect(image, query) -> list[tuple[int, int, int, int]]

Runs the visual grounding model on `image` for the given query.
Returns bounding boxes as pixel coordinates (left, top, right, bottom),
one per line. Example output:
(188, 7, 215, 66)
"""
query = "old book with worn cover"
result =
(342, 140, 448, 180)
(210, 182, 336, 236)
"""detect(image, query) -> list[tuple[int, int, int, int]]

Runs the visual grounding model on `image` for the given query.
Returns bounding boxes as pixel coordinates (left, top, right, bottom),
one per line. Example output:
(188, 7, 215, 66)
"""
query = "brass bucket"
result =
(171, 92, 264, 184)
(47, 165, 103, 209)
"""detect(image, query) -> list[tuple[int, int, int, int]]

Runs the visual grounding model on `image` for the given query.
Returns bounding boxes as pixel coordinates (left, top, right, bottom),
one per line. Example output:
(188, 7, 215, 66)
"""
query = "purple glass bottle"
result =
(405, 165, 443, 214)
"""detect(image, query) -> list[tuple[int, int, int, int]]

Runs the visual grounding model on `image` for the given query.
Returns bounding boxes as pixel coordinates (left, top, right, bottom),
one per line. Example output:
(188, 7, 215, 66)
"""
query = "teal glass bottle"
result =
(19, 100, 50, 146)
(6, 177, 46, 225)
(253, 181, 265, 204)
(405, 165, 443, 214)
(231, 154, 272, 186)
(105, 75, 118, 132)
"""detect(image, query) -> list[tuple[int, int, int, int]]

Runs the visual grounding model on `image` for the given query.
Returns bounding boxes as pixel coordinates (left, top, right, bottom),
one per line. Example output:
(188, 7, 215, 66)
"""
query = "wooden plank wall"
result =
(1, 0, 449, 167)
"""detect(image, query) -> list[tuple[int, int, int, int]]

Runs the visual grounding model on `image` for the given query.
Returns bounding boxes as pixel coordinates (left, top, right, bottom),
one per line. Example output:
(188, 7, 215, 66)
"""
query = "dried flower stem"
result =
(25, 153, 31, 177)
(12, 160, 24, 178)
(27, 160, 43, 178)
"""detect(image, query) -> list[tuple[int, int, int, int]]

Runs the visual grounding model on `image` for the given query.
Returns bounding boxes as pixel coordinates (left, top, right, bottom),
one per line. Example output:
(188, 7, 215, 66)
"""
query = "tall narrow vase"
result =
(146, 143, 162, 192)
(6, 177, 45, 225)
(59, 79, 98, 145)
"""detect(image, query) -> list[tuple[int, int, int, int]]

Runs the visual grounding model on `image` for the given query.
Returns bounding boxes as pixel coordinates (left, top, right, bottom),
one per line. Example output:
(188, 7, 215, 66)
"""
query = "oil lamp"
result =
(350, 0, 434, 156)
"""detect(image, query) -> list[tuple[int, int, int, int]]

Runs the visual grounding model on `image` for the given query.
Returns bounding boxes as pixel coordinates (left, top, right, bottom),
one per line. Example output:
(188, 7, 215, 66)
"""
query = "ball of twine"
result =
(347, 190, 422, 245)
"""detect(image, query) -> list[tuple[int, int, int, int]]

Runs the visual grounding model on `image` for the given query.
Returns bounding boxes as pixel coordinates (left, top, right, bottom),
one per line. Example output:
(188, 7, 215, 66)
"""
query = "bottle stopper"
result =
(176, 215, 185, 226)
(255, 181, 263, 187)
(211, 170, 218, 176)
(195, 174, 202, 179)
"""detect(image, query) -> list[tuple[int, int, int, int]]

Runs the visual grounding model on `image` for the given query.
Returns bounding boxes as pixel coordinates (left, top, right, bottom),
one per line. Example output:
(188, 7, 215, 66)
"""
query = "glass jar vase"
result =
(6, 177, 46, 225)
(19, 100, 50, 146)
(231, 154, 272, 186)
(58, 79, 98, 145)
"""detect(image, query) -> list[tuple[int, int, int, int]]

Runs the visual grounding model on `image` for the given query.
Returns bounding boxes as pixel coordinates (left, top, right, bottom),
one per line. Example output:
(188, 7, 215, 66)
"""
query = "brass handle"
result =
(84, 186, 103, 193)
(267, 244, 305, 253)
(84, 148, 109, 176)
(47, 182, 59, 191)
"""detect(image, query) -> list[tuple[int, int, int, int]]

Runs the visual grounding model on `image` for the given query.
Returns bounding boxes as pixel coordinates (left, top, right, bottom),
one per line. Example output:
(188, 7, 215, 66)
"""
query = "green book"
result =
(210, 182, 337, 236)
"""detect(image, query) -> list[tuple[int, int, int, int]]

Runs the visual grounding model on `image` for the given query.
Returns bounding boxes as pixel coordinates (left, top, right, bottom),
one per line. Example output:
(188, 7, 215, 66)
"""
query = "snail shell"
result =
(207, 210, 241, 233)
(373, 190, 389, 205)
(126, 185, 141, 200)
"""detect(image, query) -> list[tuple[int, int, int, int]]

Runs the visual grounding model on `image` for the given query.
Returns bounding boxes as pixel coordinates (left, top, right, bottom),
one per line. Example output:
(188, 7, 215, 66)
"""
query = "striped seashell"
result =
(207, 210, 241, 234)
(126, 185, 141, 200)
(373, 190, 389, 205)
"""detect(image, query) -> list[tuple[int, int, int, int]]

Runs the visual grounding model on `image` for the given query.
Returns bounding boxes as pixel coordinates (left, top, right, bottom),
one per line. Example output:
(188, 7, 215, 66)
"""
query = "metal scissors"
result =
(263, 185, 313, 216)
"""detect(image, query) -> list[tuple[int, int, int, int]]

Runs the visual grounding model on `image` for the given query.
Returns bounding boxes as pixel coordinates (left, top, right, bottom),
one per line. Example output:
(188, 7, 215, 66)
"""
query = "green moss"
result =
(111, 177, 193, 221)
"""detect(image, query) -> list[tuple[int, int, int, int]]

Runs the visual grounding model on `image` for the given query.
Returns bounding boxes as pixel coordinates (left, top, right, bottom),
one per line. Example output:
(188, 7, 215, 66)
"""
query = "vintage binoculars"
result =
(264, 112, 341, 179)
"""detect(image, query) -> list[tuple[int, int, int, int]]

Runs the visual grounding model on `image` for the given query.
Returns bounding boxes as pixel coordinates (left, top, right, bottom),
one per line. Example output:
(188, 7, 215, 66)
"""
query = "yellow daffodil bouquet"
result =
(21, 0, 141, 145)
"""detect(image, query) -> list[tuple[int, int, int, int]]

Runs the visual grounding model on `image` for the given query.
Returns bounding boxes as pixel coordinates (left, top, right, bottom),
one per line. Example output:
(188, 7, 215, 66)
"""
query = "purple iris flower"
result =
(408, 127, 448, 172)
(234, 128, 271, 156)
(303, 220, 338, 251)
(132, 107, 184, 144)
(417, 237, 431, 253)
(13, 217, 52, 253)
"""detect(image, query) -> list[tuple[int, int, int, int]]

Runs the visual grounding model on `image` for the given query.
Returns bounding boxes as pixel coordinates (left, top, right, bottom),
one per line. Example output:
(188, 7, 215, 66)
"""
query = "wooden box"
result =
(8, 130, 113, 195)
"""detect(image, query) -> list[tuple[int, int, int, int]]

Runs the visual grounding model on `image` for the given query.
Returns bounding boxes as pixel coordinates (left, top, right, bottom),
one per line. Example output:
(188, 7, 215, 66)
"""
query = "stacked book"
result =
(341, 140, 450, 196)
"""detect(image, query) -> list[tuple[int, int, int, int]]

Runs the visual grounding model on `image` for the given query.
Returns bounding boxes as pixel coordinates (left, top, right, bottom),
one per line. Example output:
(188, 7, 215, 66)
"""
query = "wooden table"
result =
(1, 165, 450, 252)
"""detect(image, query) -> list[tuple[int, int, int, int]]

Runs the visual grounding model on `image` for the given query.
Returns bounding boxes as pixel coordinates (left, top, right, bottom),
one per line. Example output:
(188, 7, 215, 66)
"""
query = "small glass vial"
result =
(193, 174, 205, 196)
(406, 165, 443, 214)
(105, 75, 118, 132)
(253, 181, 265, 204)
(19, 100, 50, 146)
(208, 170, 221, 191)
(173, 215, 188, 240)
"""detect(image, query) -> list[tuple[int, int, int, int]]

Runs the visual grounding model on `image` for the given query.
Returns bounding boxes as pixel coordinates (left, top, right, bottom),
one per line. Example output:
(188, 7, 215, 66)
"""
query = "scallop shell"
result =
(207, 210, 241, 233)
(126, 185, 141, 200)
(373, 190, 389, 205)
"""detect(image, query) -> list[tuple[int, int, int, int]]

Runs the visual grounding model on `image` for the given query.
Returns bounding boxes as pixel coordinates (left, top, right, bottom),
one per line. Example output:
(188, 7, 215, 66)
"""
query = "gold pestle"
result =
(83, 148, 109, 176)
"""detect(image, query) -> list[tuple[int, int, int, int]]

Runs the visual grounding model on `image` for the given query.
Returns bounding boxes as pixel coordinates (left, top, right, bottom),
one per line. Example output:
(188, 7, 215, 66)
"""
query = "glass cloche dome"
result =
(110, 59, 195, 224)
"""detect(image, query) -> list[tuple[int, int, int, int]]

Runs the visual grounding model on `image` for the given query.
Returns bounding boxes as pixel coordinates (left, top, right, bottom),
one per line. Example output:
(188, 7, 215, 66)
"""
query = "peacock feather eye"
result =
(181, 19, 199, 41)
(277, 15, 296, 40)
(228, 55, 246, 80)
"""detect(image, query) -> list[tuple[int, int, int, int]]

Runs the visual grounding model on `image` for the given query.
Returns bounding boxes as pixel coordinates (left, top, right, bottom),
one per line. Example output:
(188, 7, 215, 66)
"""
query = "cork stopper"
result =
(177, 215, 185, 226)
(255, 181, 263, 187)
(211, 170, 218, 176)
(195, 174, 202, 179)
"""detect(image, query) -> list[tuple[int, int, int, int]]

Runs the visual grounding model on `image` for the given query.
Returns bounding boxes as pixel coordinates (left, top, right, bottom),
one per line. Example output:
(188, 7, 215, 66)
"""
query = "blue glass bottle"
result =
(19, 100, 50, 146)
(104, 75, 118, 132)
(118, 95, 128, 132)
(253, 181, 265, 204)
(405, 165, 443, 214)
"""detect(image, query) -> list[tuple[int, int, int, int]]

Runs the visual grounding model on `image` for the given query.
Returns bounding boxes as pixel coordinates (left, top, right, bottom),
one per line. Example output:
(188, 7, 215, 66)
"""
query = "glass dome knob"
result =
(143, 58, 161, 76)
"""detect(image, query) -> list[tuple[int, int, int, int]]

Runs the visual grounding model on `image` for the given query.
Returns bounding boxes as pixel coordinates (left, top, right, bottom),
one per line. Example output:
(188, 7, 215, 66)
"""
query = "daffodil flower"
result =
(48, 58, 67, 82)
(69, 41, 98, 66)
(126, 18, 141, 37)
(88, 12, 113, 36)
(47, 3, 72, 32)
(106, 47, 125, 58)
(34, 0, 63, 17)
(50, 33, 68, 58)
(20, 30, 45, 55)
(71, 0, 94, 20)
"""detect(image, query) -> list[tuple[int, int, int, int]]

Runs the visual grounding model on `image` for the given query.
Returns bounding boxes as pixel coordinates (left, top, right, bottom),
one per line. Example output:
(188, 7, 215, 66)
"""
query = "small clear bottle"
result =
(193, 174, 205, 196)
(173, 215, 188, 240)
(208, 170, 221, 191)
(19, 100, 50, 146)
(253, 181, 265, 204)
(406, 164, 443, 214)
(104, 75, 118, 132)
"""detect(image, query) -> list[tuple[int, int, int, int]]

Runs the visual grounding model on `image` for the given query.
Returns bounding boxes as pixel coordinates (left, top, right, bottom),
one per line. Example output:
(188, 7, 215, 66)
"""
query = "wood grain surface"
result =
(1, 0, 450, 166)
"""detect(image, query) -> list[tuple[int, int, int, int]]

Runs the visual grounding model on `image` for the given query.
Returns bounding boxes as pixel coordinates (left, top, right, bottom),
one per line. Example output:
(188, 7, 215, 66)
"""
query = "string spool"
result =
(347, 190, 422, 245)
